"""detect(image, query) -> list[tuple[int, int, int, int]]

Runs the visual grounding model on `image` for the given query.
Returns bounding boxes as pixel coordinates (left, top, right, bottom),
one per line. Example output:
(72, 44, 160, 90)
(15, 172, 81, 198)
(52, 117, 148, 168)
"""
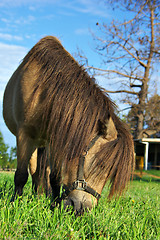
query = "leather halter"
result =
(62, 135, 101, 200)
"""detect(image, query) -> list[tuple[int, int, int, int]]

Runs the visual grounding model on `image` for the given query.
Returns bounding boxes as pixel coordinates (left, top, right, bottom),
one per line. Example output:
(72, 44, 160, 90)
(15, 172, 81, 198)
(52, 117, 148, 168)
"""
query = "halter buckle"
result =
(73, 180, 87, 190)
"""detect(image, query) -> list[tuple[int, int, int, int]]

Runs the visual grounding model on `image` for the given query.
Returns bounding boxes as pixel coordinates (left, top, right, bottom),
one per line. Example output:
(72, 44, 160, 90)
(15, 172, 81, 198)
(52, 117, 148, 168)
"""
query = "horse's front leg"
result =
(50, 171, 61, 200)
(13, 128, 36, 199)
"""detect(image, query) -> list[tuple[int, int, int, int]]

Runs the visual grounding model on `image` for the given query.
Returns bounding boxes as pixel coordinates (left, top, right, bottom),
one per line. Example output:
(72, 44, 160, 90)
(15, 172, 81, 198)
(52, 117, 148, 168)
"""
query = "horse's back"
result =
(3, 59, 40, 136)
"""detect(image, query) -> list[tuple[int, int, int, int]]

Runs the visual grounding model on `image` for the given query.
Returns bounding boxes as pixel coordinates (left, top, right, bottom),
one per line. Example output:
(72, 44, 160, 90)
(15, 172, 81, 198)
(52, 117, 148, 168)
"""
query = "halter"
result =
(62, 135, 101, 201)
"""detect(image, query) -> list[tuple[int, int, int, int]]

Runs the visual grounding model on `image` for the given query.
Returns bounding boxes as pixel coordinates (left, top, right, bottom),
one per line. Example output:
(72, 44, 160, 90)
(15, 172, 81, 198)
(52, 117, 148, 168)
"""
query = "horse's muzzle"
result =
(50, 190, 97, 215)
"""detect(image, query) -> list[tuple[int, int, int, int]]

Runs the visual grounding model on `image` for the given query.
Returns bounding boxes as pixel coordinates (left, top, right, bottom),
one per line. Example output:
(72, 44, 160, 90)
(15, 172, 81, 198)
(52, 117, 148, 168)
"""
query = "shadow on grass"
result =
(133, 175, 160, 183)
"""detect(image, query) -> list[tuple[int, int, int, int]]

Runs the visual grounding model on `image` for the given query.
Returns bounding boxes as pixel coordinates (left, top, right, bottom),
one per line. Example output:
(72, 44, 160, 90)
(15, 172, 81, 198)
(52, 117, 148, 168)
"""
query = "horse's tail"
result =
(94, 117, 135, 198)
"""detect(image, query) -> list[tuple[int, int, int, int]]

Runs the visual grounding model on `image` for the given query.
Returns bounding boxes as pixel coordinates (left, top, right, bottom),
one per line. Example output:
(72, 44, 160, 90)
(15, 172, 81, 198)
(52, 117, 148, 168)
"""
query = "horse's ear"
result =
(99, 117, 117, 141)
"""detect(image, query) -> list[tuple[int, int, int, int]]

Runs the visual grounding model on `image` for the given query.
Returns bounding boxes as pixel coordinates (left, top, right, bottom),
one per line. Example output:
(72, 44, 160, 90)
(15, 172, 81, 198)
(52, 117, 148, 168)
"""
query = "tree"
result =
(0, 130, 17, 170)
(80, 0, 160, 139)
(145, 93, 160, 130)
(127, 93, 160, 137)
(8, 147, 17, 170)
(0, 130, 9, 169)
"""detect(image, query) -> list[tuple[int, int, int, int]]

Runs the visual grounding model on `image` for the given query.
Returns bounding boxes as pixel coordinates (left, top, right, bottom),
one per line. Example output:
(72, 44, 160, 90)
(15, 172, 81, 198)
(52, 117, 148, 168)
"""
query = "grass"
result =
(144, 169, 160, 177)
(0, 171, 160, 240)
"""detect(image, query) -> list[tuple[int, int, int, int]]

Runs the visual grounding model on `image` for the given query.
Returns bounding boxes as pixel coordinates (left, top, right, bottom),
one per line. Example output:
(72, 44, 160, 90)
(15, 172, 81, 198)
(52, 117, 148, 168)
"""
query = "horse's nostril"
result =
(76, 202, 85, 215)
(64, 197, 83, 213)
(63, 198, 74, 211)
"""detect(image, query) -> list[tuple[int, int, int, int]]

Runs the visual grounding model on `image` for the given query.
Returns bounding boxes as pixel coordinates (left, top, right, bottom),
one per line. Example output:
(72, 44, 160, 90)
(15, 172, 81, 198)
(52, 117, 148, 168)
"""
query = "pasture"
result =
(0, 171, 159, 239)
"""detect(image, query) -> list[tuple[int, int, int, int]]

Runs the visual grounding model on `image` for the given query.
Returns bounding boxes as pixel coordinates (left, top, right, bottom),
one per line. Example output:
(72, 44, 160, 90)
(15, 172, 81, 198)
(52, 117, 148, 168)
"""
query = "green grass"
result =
(144, 169, 160, 177)
(0, 171, 160, 240)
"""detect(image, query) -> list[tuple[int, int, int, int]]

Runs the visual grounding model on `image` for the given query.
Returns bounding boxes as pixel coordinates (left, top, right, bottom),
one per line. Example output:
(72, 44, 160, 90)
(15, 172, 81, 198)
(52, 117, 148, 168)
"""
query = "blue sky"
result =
(0, 0, 115, 147)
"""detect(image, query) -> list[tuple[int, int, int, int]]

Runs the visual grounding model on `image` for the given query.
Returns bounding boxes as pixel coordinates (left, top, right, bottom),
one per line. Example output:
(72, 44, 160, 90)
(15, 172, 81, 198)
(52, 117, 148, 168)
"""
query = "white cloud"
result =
(14, 15, 36, 25)
(0, 33, 23, 41)
(1, 18, 10, 24)
(75, 28, 90, 36)
(0, 0, 109, 18)
(0, 0, 60, 7)
(63, 0, 109, 18)
(1, 15, 36, 26)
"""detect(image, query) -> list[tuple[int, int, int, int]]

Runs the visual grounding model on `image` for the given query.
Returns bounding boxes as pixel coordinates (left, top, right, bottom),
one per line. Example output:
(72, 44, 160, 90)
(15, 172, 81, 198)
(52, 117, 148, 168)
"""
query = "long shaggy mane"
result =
(23, 36, 135, 196)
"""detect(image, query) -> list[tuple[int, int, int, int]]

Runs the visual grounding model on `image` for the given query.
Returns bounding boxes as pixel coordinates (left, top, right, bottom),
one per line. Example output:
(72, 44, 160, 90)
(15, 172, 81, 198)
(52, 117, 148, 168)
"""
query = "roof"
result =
(141, 138, 160, 143)
(135, 138, 160, 143)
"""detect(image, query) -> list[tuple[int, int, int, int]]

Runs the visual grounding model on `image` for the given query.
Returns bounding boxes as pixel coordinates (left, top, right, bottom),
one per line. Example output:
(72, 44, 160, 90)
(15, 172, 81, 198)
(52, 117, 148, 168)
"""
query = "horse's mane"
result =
(23, 36, 134, 196)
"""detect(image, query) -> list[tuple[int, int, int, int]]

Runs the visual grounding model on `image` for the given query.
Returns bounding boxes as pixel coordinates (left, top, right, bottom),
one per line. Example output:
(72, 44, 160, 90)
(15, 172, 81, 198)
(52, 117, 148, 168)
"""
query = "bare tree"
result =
(127, 93, 160, 137)
(80, 0, 160, 139)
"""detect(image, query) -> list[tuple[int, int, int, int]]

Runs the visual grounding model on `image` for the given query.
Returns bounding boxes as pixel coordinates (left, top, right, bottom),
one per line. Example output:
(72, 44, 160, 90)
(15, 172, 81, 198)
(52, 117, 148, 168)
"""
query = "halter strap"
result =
(62, 179, 101, 201)
(73, 135, 101, 200)
(72, 180, 101, 200)
(77, 135, 100, 181)
(57, 135, 101, 202)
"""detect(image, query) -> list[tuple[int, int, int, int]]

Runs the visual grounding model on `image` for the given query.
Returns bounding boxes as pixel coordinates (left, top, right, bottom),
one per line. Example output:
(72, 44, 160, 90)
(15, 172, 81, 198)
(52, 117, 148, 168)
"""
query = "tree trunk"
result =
(136, 81, 148, 139)
(135, 8, 154, 139)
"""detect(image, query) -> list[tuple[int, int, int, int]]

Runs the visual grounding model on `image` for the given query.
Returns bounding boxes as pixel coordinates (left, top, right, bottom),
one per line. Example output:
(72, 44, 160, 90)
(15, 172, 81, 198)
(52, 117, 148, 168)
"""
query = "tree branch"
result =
(85, 66, 143, 81)
(130, 84, 142, 88)
(119, 1, 149, 26)
(113, 41, 147, 68)
(102, 88, 139, 95)
(118, 106, 133, 112)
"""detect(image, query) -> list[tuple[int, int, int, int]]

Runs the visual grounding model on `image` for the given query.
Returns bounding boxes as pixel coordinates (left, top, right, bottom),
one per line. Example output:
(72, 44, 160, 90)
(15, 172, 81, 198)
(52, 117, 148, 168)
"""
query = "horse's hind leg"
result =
(29, 148, 51, 196)
(13, 128, 36, 199)
(29, 149, 39, 193)
(29, 148, 45, 194)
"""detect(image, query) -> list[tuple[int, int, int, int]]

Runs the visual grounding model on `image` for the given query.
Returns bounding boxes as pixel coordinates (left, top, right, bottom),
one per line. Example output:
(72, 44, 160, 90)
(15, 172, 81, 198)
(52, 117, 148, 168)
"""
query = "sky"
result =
(0, 0, 115, 148)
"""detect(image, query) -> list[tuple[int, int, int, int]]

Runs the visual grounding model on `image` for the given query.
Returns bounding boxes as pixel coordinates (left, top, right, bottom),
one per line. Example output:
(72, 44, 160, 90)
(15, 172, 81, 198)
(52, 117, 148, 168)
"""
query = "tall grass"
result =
(0, 172, 159, 240)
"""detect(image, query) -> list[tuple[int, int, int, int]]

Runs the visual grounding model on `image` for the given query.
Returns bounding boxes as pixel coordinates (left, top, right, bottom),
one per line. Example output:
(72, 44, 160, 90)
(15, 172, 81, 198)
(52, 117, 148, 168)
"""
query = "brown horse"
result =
(3, 36, 135, 213)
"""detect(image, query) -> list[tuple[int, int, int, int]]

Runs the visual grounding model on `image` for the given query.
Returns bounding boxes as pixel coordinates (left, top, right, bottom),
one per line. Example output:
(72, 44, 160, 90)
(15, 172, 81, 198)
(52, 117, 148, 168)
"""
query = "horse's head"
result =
(62, 117, 118, 214)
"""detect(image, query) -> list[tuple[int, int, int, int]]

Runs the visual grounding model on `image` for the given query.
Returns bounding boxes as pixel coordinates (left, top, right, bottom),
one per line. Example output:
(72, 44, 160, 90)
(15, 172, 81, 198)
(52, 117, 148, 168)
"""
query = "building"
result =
(135, 131, 160, 170)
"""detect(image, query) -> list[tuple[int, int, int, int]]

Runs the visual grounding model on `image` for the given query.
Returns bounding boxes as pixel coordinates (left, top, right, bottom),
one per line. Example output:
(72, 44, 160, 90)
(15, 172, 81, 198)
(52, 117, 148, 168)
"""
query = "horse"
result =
(3, 36, 135, 213)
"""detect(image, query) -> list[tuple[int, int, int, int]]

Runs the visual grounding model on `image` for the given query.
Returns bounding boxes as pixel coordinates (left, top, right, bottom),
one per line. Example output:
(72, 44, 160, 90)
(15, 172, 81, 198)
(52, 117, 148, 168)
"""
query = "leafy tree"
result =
(8, 147, 17, 170)
(0, 130, 9, 169)
(79, 0, 160, 139)
(145, 93, 160, 130)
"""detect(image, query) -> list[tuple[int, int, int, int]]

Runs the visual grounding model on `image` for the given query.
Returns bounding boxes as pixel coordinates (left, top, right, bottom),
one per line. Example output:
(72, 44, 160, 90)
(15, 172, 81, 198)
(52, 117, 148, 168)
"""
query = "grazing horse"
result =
(3, 36, 135, 213)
